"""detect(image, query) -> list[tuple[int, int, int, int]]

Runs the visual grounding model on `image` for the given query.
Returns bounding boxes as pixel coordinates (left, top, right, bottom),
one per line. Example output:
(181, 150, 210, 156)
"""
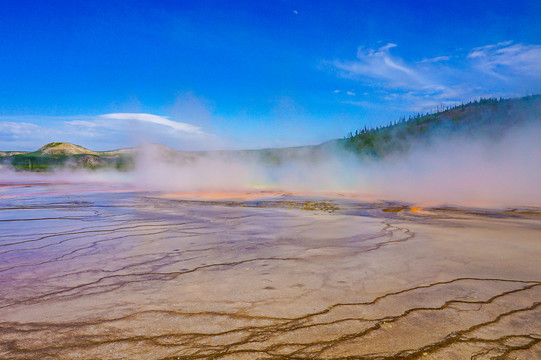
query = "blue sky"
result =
(1, 0, 540, 151)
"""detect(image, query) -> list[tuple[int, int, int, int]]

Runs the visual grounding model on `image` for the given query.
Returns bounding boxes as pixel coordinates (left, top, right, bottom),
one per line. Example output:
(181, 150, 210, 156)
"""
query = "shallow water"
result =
(0, 181, 540, 359)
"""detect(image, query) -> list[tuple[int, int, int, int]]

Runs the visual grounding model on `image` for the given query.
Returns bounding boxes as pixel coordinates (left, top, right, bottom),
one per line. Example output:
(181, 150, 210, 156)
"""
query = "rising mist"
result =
(133, 116, 541, 208)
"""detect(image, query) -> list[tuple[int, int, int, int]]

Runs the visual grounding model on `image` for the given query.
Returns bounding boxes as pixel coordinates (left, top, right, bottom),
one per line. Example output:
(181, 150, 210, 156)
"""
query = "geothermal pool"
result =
(0, 181, 540, 359)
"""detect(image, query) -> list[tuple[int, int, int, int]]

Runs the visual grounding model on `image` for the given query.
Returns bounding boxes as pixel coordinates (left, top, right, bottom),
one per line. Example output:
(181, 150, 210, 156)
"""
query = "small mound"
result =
(37, 142, 98, 156)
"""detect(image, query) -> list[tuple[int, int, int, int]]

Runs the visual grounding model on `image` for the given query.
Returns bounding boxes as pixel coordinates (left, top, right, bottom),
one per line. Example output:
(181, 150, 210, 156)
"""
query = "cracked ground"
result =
(0, 183, 540, 359)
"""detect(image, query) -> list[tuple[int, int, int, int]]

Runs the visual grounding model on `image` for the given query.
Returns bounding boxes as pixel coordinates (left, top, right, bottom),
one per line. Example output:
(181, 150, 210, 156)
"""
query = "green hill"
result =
(339, 95, 541, 158)
(36, 142, 99, 156)
(2, 142, 134, 171)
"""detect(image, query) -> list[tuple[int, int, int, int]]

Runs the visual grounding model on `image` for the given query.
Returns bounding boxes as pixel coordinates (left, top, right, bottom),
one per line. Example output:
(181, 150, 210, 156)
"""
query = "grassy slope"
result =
(1, 143, 134, 171)
(339, 95, 541, 158)
(6, 153, 134, 171)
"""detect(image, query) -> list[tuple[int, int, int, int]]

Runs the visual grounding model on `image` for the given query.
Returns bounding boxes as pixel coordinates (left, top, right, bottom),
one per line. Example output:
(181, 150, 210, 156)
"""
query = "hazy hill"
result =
(339, 94, 541, 158)
(1, 142, 133, 171)
(1, 94, 540, 171)
(37, 142, 99, 156)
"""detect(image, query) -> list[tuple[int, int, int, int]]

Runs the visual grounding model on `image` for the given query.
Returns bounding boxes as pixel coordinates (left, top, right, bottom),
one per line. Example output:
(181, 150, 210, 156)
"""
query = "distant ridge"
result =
(36, 142, 99, 156)
(340, 94, 541, 158)
(1, 142, 134, 171)
(1, 94, 540, 171)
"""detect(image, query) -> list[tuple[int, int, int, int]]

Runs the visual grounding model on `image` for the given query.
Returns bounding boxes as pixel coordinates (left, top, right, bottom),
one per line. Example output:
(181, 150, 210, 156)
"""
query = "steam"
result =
(0, 167, 132, 185)
(364, 122, 541, 206)
(2, 117, 540, 208)
(133, 120, 541, 208)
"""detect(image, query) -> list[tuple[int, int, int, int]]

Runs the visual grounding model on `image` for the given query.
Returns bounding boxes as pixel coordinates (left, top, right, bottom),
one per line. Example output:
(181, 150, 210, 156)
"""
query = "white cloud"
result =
(0, 121, 51, 150)
(335, 43, 418, 82)
(331, 41, 541, 111)
(100, 113, 204, 135)
(0, 111, 212, 151)
(467, 41, 513, 58)
(468, 42, 541, 78)
(333, 43, 441, 94)
(419, 56, 451, 63)
(65, 120, 99, 128)
(346, 91, 356, 96)
(0, 122, 44, 139)
(341, 100, 368, 107)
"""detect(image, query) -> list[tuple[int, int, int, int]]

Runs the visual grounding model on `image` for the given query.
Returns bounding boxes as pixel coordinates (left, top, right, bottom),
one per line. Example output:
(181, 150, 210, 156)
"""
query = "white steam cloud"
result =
(2, 115, 540, 209)
(133, 121, 541, 208)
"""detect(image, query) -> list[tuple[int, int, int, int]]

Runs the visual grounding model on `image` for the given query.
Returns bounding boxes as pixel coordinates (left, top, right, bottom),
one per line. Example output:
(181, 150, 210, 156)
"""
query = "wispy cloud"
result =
(419, 56, 451, 63)
(0, 122, 44, 139)
(334, 43, 423, 87)
(0, 112, 211, 151)
(0, 121, 50, 150)
(100, 113, 205, 135)
(468, 42, 541, 78)
(332, 43, 454, 103)
(331, 41, 541, 111)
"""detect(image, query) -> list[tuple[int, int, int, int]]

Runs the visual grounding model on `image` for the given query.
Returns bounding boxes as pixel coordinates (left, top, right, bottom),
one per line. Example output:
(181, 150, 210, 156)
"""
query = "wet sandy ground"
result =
(0, 182, 540, 359)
